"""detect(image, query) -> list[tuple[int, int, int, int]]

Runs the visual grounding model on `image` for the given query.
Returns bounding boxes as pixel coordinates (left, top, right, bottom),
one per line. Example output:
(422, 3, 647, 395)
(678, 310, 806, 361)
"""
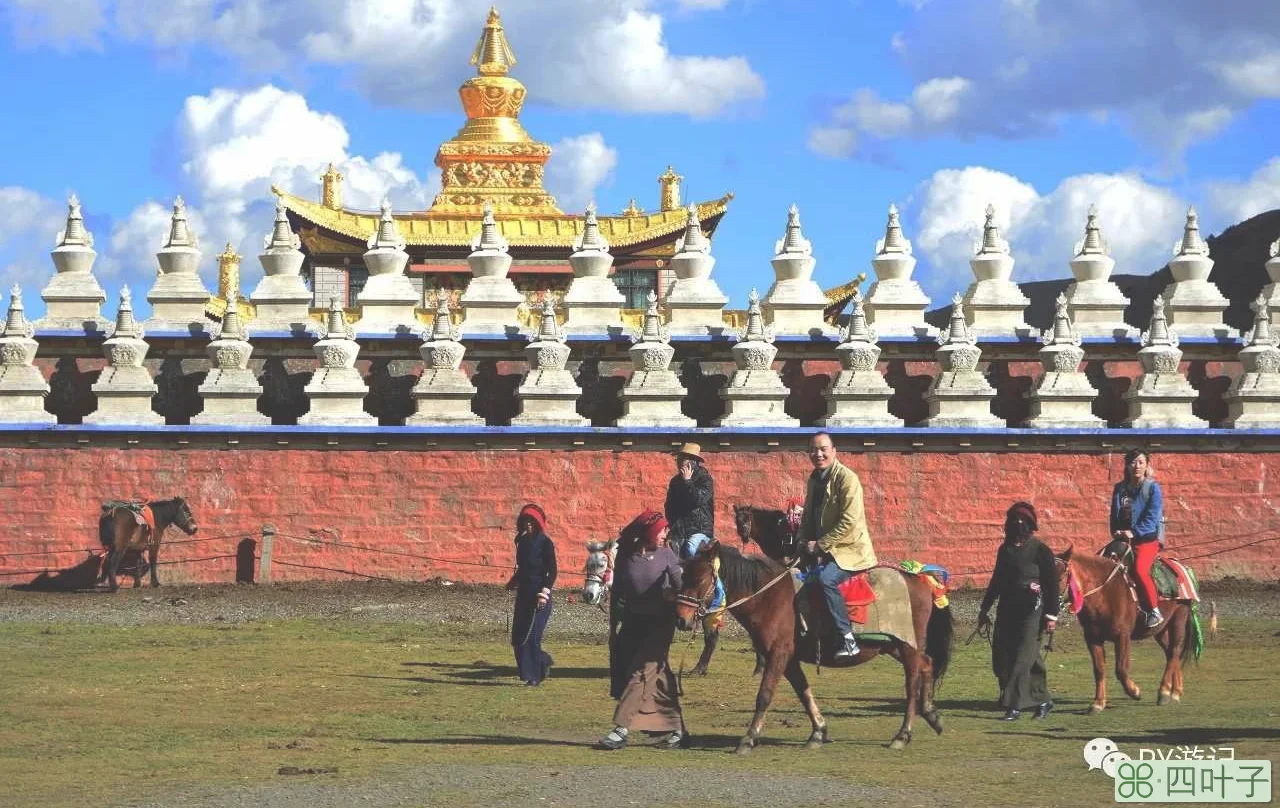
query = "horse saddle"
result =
(1100, 540, 1200, 602)
(799, 566, 917, 648)
(103, 501, 156, 537)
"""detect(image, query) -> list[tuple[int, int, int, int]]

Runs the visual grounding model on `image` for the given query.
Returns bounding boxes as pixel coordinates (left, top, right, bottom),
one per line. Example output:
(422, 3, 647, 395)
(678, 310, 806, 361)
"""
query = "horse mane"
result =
(715, 544, 783, 596)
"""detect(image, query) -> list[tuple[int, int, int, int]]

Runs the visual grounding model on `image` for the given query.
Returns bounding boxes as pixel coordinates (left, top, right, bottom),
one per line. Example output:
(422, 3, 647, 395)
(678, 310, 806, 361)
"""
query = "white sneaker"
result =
(1145, 608, 1164, 628)
(834, 632, 860, 658)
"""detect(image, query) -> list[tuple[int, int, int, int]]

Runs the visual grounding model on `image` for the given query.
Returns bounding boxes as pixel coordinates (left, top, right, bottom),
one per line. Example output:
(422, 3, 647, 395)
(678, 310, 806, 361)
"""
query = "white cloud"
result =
(1204, 157, 1280, 226)
(675, 0, 729, 9)
(836, 89, 913, 138)
(545, 133, 618, 214)
(10, 0, 764, 118)
(2, 0, 105, 50)
(807, 126, 858, 160)
(908, 166, 1187, 297)
(0, 186, 65, 297)
(811, 0, 1280, 158)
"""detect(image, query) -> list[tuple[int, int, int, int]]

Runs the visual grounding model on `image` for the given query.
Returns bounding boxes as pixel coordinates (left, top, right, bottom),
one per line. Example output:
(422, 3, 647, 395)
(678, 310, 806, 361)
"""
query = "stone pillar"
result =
(406, 295, 482, 425)
(1123, 296, 1205, 428)
(356, 198, 420, 333)
(616, 291, 694, 427)
(924, 295, 1002, 427)
(86, 287, 162, 425)
(251, 197, 316, 335)
(511, 298, 588, 426)
(0, 285, 54, 423)
(864, 204, 933, 339)
(716, 290, 797, 427)
(762, 205, 837, 337)
(145, 197, 213, 333)
(1065, 204, 1136, 340)
(192, 295, 267, 425)
(819, 290, 900, 427)
(299, 297, 376, 425)
(665, 204, 729, 335)
(1026, 294, 1103, 428)
(1225, 294, 1280, 428)
(562, 205, 624, 333)
(39, 194, 108, 332)
(1259, 238, 1280, 330)
(1162, 207, 1234, 340)
(460, 203, 525, 334)
(961, 204, 1031, 339)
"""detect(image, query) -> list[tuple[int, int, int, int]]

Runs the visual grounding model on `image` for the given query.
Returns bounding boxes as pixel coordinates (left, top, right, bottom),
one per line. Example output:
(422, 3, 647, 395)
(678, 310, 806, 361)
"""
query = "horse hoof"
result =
(1170, 693, 1182, 704)
(1089, 703, 1105, 715)
(1157, 692, 1170, 706)
(690, 667, 708, 677)
(924, 711, 944, 735)
(888, 737, 909, 751)
(735, 743, 754, 756)
(1128, 686, 1142, 701)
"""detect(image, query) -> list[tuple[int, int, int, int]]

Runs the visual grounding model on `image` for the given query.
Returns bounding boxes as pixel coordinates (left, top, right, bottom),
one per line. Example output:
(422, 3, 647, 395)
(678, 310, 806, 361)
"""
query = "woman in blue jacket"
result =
(1110, 449, 1165, 628)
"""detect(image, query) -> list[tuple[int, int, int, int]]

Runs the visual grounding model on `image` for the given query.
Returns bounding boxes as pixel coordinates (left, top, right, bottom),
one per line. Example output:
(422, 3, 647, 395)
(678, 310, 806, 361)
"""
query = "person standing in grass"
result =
(978, 501, 1059, 721)
(505, 503, 557, 686)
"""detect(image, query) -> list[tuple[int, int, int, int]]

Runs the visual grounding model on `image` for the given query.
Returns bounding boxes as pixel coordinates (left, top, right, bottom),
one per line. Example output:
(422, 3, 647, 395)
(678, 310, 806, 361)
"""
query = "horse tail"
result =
(98, 509, 115, 548)
(926, 602, 955, 682)
(1182, 603, 1205, 664)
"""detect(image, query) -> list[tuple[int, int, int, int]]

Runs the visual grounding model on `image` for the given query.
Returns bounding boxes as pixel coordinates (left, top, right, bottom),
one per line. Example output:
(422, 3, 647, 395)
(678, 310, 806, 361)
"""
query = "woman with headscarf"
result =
(978, 501, 1059, 721)
(504, 503, 557, 686)
(1111, 448, 1166, 628)
(600, 509, 688, 750)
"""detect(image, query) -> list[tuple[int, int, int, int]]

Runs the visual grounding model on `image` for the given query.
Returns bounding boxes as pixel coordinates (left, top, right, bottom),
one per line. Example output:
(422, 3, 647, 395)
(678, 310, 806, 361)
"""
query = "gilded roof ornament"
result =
(775, 204, 811, 257)
(56, 193, 93, 248)
(4, 284, 31, 339)
(471, 202, 510, 253)
(875, 203, 911, 256)
(1174, 206, 1209, 257)
(1074, 203, 1109, 257)
(945, 293, 975, 344)
(163, 196, 198, 249)
(321, 163, 344, 210)
(675, 203, 710, 255)
(974, 203, 1008, 256)
(622, 198, 644, 217)
(573, 203, 610, 253)
(658, 165, 683, 211)
(265, 197, 301, 251)
(368, 198, 407, 251)
(470, 6, 517, 77)
(217, 242, 242, 302)
(1248, 293, 1274, 347)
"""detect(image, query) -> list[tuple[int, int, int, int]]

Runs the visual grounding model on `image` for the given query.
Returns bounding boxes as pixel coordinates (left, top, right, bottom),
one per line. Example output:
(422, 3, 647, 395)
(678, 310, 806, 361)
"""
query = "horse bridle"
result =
(676, 554, 801, 623)
(1061, 556, 1126, 608)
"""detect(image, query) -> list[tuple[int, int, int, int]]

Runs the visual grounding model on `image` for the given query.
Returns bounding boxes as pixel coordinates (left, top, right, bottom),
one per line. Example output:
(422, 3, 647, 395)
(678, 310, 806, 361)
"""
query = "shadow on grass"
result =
(1053, 727, 1280, 745)
(365, 732, 823, 752)
(9, 554, 105, 592)
(400, 660, 609, 680)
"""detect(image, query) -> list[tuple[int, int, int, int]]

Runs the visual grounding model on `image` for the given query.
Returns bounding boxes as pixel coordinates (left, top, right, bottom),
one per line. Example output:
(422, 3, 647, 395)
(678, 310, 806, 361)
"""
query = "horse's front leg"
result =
(107, 548, 123, 593)
(782, 656, 828, 749)
(148, 541, 161, 588)
(691, 622, 718, 676)
(1087, 640, 1107, 713)
(1114, 632, 1141, 700)
(890, 644, 920, 750)
(739, 650, 787, 754)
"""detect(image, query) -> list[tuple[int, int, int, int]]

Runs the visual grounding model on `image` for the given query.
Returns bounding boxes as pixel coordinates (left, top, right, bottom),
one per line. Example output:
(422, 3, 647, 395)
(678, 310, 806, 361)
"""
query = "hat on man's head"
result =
(674, 442, 704, 462)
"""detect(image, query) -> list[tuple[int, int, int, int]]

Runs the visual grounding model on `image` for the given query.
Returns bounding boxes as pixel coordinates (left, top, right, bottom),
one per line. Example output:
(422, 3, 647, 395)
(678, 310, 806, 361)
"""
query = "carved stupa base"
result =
(1123, 391, 1205, 429)
(616, 379, 694, 427)
(511, 385, 589, 426)
(1065, 280, 1135, 339)
(715, 386, 798, 427)
(1163, 281, 1233, 339)
(406, 371, 483, 425)
(1225, 388, 1280, 429)
(0, 365, 53, 423)
(39, 272, 107, 331)
(460, 279, 525, 334)
(819, 372, 901, 426)
(962, 281, 1031, 339)
(193, 371, 268, 425)
(924, 372, 1001, 427)
(762, 301, 835, 337)
(300, 369, 375, 425)
(85, 370, 162, 425)
(1026, 380, 1105, 428)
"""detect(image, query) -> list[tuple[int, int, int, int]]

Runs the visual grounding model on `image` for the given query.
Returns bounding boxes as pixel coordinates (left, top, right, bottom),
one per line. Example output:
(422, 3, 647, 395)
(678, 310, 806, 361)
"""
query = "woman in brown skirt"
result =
(600, 509, 688, 750)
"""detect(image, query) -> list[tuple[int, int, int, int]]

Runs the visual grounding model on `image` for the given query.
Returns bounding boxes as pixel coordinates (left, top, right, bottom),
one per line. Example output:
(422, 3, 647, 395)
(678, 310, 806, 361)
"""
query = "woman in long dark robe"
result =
(978, 501, 1059, 720)
(504, 503, 557, 686)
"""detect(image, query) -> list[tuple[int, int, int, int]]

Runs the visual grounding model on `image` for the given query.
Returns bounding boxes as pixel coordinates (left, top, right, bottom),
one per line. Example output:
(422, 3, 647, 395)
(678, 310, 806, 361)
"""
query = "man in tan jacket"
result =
(800, 431, 877, 658)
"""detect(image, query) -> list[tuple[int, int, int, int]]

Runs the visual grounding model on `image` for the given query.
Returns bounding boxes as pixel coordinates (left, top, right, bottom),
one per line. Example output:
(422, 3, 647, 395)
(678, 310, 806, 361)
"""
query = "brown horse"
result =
(1055, 545, 1204, 713)
(676, 541, 954, 752)
(732, 503, 802, 562)
(98, 498, 198, 592)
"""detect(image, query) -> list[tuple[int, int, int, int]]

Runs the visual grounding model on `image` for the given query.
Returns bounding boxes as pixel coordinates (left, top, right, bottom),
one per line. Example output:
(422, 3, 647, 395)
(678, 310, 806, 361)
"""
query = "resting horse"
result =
(582, 539, 725, 676)
(677, 540, 954, 752)
(98, 498, 198, 592)
(1056, 545, 1203, 713)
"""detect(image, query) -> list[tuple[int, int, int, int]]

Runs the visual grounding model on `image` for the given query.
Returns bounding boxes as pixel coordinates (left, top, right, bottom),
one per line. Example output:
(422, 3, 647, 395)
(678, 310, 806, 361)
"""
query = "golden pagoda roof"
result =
(822, 273, 868, 324)
(272, 185, 733, 250)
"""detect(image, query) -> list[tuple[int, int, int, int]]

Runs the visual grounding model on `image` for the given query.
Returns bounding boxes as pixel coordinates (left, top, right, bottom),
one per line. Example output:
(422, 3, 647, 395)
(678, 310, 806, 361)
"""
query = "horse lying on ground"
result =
(1056, 544, 1204, 713)
(582, 538, 725, 676)
(677, 540, 954, 752)
(98, 498, 198, 592)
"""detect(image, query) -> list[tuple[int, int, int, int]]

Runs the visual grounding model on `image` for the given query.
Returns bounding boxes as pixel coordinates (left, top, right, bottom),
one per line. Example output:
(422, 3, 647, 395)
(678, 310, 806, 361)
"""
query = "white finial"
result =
(843, 288, 874, 343)
(1249, 294, 1274, 346)
(975, 204, 1008, 255)
(56, 193, 93, 248)
(430, 293, 458, 341)
(876, 203, 911, 255)
(573, 203, 610, 253)
(265, 197, 301, 251)
(220, 292, 246, 340)
(742, 288, 770, 342)
(163, 196, 198, 248)
(368, 197, 405, 250)
(3, 284, 29, 338)
(1046, 292, 1079, 345)
(325, 295, 348, 338)
(535, 295, 563, 342)
(945, 293, 973, 344)
(637, 289, 667, 343)
(1173, 206, 1208, 257)
(1143, 294, 1176, 347)
(1271, 237, 1280, 259)
(675, 203, 710, 254)
(472, 201, 509, 253)
(1074, 203, 1109, 257)
(113, 285, 141, 338)
(774, 204, 811, 257)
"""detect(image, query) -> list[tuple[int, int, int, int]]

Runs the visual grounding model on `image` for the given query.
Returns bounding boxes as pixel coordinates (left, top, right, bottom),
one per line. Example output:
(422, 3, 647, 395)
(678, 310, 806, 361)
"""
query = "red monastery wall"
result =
(2, 445, 1276, 588)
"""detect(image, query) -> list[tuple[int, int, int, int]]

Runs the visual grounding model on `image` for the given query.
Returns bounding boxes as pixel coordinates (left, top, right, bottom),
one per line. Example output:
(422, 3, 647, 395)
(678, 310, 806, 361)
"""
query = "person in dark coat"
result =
(978, 501, 1059, 721)
(664, 442, 714, 550)
(600, 509, 687, 750)
(505, 503, 557, 686)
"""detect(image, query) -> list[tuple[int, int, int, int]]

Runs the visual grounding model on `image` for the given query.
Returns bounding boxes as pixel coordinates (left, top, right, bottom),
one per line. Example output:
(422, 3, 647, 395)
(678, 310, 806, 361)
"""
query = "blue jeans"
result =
(816, 560, 853, 638)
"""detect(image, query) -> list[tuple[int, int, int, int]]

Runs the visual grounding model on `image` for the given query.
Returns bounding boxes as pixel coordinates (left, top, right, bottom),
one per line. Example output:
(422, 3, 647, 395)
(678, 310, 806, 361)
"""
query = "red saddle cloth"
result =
(808, 571, 877, 624)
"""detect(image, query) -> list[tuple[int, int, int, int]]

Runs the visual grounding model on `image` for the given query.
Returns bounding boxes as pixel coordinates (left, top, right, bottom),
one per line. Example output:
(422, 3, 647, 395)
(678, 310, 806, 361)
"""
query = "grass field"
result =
(1, 596, 1277, 808)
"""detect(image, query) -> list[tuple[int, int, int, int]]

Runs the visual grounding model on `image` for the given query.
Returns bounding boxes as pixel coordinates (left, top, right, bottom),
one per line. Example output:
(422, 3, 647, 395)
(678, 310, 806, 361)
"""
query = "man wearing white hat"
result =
(665, 442, 715, 552)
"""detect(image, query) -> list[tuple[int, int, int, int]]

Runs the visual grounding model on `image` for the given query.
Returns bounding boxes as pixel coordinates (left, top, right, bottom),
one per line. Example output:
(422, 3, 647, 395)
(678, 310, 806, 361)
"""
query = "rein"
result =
(1067, 557, 1126, 605)
(677, 554, 802, 622)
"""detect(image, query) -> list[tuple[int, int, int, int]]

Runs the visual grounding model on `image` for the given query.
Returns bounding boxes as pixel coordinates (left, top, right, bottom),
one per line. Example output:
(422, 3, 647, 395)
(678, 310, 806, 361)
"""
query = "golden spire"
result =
(622, 198, 644, 217)
(217, 242, 242, 303)
(470, 7, 517, 77)
(321, 163, 343, 210)
(659, 165, 683, 211)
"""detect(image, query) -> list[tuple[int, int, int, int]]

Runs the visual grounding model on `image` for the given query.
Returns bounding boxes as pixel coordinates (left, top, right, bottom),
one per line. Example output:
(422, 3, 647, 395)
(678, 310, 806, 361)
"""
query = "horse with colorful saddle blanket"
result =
(796, 560, 953, 650)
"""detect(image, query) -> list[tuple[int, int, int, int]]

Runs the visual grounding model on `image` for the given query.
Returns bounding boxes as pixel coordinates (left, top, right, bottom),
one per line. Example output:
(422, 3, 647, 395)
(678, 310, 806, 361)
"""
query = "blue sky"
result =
(1, 0, 1278, 320)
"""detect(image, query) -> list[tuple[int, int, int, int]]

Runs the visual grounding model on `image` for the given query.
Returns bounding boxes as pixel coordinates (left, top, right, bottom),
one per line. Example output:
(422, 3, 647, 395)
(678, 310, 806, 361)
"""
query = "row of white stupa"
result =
(31, 190, 1280, 340)
(4, 257, 1280, 429)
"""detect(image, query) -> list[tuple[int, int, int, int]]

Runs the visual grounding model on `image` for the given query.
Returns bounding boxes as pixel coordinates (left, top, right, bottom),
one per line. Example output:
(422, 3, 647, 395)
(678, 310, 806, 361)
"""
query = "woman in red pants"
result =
(1110, 449, 1165, 628)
